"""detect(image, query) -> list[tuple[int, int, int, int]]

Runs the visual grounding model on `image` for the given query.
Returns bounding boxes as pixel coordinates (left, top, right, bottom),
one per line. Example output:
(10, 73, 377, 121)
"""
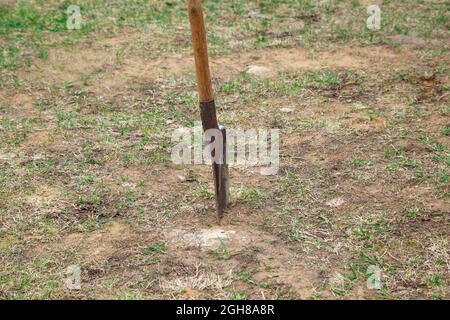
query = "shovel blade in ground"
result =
(188, 0, 230, 218)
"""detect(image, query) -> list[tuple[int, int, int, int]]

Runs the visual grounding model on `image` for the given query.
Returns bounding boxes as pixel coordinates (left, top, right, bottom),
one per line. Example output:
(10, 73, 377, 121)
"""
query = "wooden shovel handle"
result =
(187, 0, 228, 218)
(187, 0, 213, 102)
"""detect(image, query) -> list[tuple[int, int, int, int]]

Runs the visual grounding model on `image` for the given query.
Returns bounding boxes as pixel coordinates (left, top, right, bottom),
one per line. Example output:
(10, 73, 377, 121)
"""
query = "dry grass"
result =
(0, 0, 448, 300)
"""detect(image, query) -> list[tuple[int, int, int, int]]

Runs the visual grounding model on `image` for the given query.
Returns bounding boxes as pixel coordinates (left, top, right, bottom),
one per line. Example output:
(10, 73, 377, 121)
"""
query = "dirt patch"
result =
(21, 44, 416, 97)
(165, 211, 324, 299)
(111, 165, 187, 193)
(342, 114, 387, 132)
(2, 1, 448, 299)
(0, 0, 15, 7)
(390, 33, 440, 50)
(214, 45, 412, 80)
(21, 130, 51, 149)
(159, 268, 233, 299)
(24, 184, 63, 209)
(61, 222, 135, 262)
(23, 47, 115, 84)
(7, 93, 38, 118)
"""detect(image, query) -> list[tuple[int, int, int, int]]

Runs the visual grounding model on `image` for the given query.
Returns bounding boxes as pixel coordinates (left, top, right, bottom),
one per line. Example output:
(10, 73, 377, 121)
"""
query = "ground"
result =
(0, 0, 449, 299)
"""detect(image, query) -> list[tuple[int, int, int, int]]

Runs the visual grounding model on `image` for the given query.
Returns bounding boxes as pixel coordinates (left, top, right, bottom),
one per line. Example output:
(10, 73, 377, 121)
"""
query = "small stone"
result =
(121, 182, 135, 188)
(182, 229, 236, 250)
(32, 154, 44, 161)
(280, 107, 293, 113)
(0, 153, 14, 161)
(246, 65, 271, 78)
(177, 175, 187, 182)
(326, 197, 345, 207)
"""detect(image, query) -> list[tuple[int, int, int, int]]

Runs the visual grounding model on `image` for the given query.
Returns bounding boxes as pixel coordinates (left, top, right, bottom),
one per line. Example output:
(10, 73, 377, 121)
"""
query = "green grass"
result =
(237, 187, 269, 207)
(145, 241, 168, 254)
(1, 0, 448, 70)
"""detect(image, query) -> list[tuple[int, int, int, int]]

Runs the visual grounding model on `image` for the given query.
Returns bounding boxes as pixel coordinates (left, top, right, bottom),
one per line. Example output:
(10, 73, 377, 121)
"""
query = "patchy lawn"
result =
(0, 0, 448, 299)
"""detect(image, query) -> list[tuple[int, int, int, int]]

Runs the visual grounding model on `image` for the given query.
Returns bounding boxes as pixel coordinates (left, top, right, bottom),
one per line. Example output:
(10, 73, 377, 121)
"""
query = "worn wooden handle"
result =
(187, 0, 229, 219)
(187, 0, 213, 102)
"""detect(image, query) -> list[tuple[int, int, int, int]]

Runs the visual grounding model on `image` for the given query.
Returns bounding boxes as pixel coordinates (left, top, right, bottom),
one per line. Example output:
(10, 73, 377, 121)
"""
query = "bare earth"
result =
(0, 0, 448, 300)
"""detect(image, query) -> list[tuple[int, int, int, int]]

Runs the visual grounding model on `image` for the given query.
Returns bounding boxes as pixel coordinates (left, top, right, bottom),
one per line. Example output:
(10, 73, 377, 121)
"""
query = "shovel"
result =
(187, 0, 230, 218)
